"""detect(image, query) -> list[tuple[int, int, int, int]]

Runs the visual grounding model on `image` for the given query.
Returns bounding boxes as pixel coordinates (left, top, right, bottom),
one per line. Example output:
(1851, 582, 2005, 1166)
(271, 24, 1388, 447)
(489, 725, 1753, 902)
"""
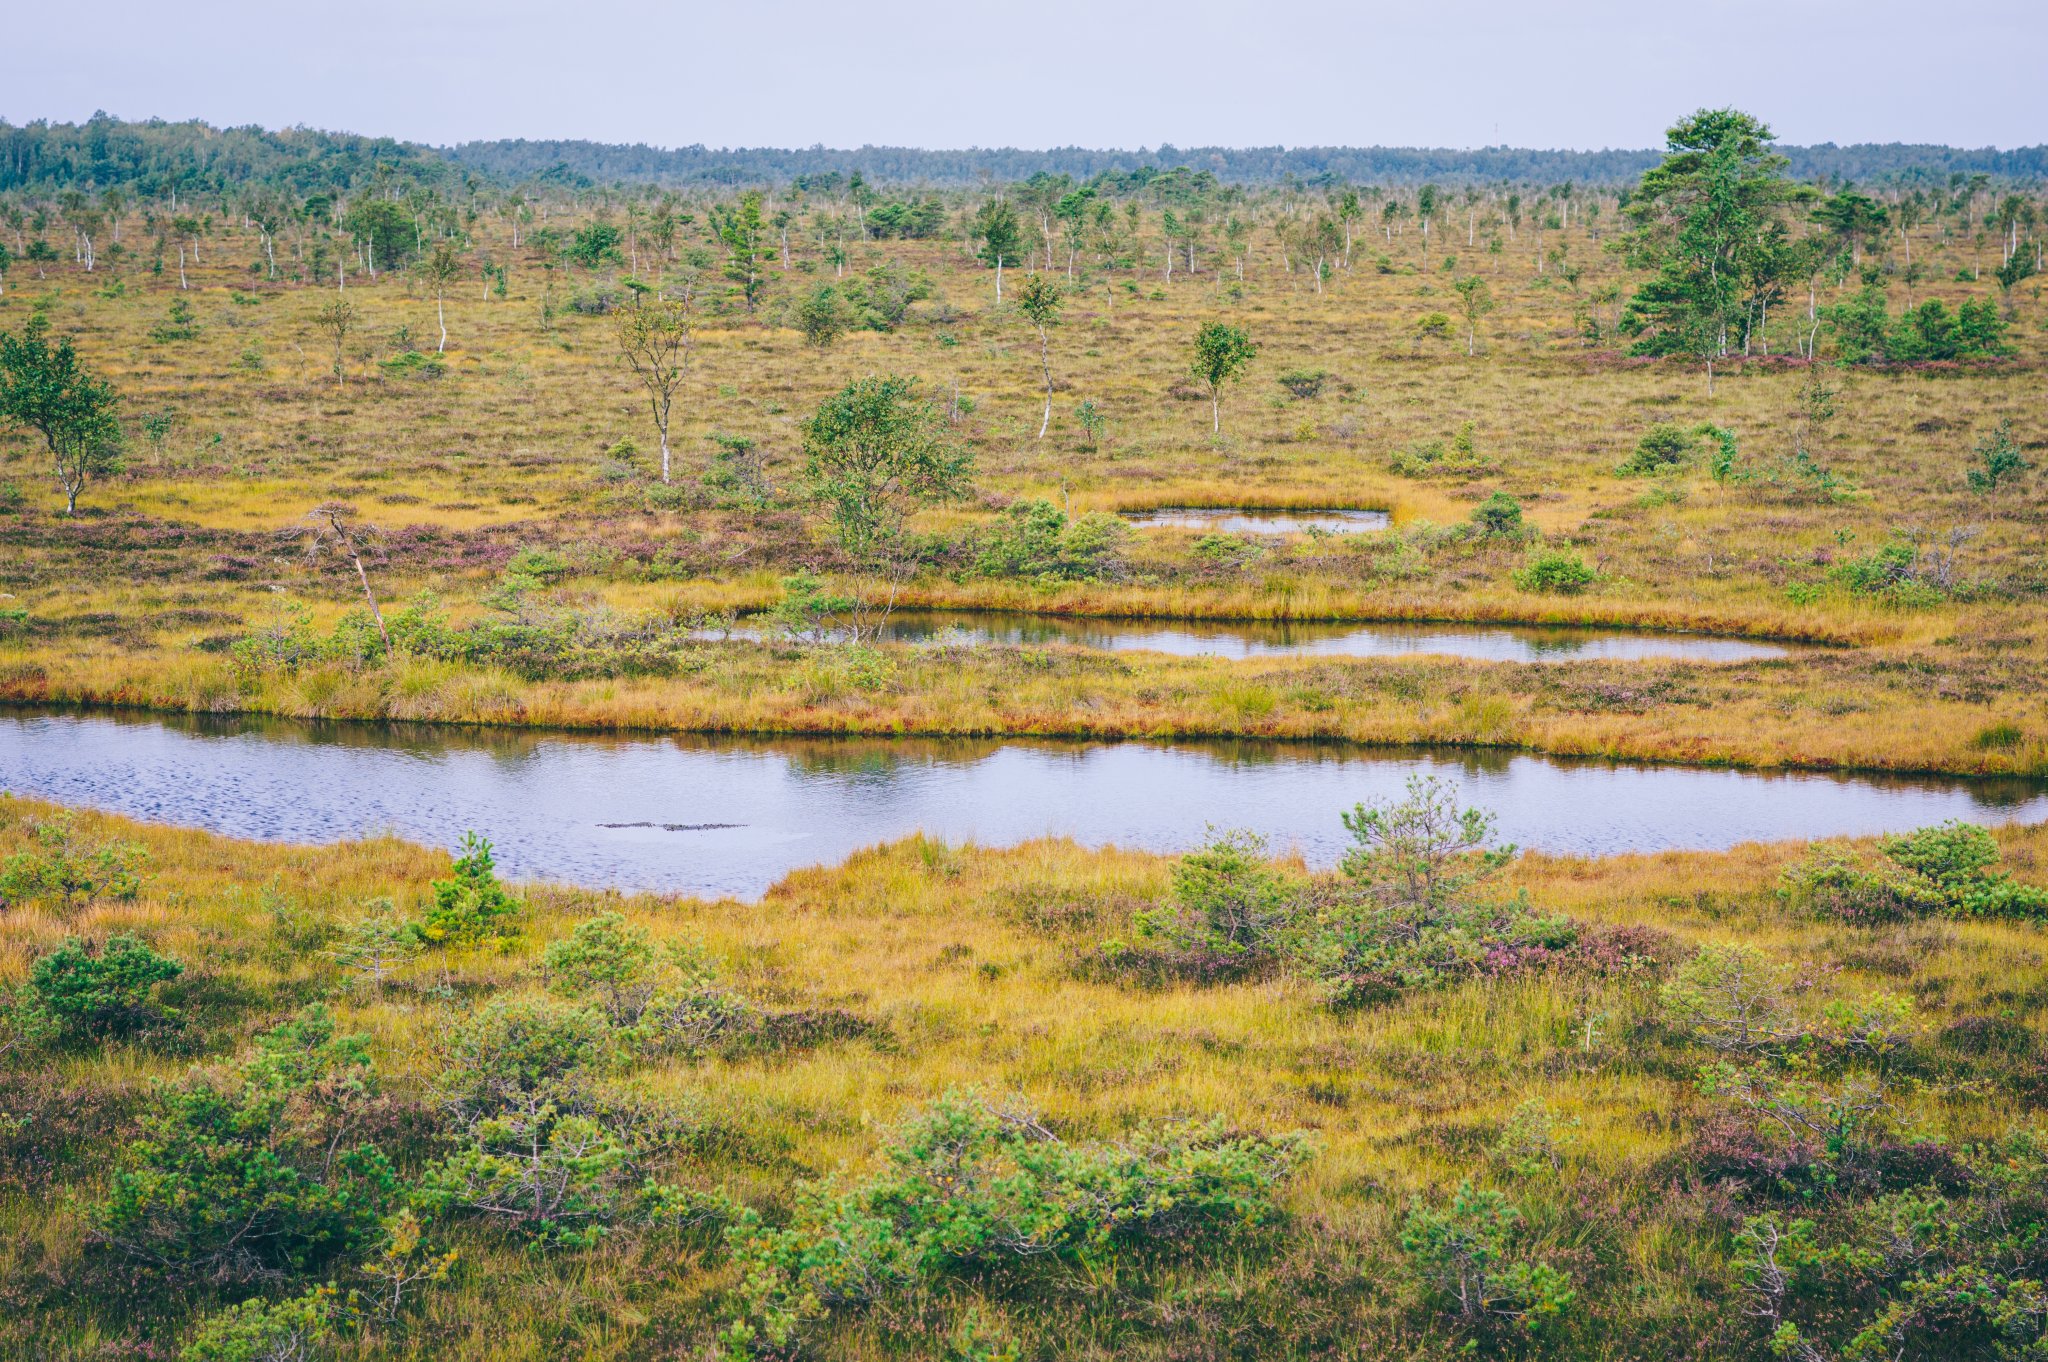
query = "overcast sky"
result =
(7, 0, 2041, 151)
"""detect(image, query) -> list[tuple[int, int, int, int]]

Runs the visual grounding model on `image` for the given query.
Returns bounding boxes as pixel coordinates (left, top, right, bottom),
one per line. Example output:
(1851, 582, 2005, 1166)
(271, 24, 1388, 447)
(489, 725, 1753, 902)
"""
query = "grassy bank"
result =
(6, 621, 2046, 777)
(4, 796, 2047, 1358)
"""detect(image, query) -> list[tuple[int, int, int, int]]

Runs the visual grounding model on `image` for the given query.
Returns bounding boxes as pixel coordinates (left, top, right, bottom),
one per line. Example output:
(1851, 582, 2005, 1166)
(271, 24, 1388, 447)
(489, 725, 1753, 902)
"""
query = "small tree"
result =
(415, 240, 463, 354)
(420, 833, 522, 946)
(312, 298, 356, 386)
(712, 192, 772, 312)
(801, 374, 972, 566)
(181, 1288, 335, 1362)
(1189, 321, 1257, 434)
(613, 291, 694, 483)
(295, 502, 390, 652)
(543, 912, 658, 1025)
(1965, 419, 2029, 493)
(0, 311, 124, 514)
(800, 375, 973, 638)
(1014, 272, 1064, 439)
(1660, 943, 1795, 1052)
(1452, 275, 1496, 355)
(1345, 776, 1508, 907)
(974, 198, 1024, 301)
(796, 282, 851, 348)
(328, 902, 423, 987)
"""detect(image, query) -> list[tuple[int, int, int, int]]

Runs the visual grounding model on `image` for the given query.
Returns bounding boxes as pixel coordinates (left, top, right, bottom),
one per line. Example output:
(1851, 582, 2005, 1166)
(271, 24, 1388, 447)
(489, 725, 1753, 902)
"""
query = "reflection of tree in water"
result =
(725, 733, 1009, 779)
(1513, 629, 1597, 657)
(113, 709, 556, 762)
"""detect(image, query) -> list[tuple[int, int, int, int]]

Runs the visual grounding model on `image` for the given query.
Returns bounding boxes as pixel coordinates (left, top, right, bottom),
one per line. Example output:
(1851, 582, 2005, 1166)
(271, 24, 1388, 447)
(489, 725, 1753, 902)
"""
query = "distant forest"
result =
(446, 138, 2048, 188)
(4, 114, 2046, 194)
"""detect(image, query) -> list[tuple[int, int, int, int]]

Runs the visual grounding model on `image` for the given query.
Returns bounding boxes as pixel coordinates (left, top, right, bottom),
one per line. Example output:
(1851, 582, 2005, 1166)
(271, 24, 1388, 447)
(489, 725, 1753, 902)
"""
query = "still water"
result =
(1119, 507, 1391, 534)
(4, 711, 2042, 900)
(862, 612, 1805, 664)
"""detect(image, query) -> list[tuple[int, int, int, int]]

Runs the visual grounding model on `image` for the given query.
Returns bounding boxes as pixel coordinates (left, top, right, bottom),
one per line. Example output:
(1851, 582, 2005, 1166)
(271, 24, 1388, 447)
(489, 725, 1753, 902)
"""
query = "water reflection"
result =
(863, 612, 1804, 664)
(1120, 507, 1390, 534)
(5, 710, 2040, 901)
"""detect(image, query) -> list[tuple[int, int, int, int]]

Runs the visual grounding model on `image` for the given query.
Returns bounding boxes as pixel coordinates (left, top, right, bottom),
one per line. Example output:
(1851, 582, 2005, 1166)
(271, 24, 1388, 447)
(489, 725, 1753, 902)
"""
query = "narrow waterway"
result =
(4, 711, 2040, 900)
(857, 611, 1806, 663)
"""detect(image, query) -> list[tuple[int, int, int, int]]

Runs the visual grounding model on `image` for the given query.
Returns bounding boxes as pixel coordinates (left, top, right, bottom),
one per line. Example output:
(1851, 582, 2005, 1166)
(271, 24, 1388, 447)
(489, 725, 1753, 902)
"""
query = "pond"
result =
(860, 612, 1806, 664)
(4, 710, 2042, 900)
(1119, 507, 1391, 534)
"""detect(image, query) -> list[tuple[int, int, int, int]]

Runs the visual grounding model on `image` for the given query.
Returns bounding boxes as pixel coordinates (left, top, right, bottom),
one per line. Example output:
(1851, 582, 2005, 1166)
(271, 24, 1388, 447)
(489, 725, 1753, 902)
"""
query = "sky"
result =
(7, 0, 2043, 151)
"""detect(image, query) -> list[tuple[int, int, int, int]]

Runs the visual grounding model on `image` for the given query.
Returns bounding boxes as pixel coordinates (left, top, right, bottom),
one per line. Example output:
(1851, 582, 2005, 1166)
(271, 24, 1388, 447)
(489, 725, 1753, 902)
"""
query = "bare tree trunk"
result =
(178, 245, 187, 290)
(1037, 328, 1052, 439)
(436, 293, 448, 353)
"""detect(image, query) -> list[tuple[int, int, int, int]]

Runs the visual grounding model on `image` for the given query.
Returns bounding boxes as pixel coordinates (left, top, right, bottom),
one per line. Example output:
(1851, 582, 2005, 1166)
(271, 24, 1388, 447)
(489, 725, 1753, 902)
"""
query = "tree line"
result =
(7, 115, 2046, 197)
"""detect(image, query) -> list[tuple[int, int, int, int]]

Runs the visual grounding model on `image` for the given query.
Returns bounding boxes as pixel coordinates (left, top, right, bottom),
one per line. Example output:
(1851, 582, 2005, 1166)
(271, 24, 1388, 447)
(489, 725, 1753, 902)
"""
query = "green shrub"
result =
(1781, 822, 2047, 923)
(1390, 422, 1497, 478)
(1965, 419, 2030, 493)
(544, 912, 658, 1025)
(973, 500, 1130, 582)
(1401, 1180, 1577, 1335)
(722, 1091, 1312, 1354)
(1514, 549, 1596, 593)
(1615, 422, 1698, 475)
(418, 833, 523, 946)
(763, 570, 855, 641)
(92, 1009, 397, 1284)
(435, 997, 610, 1123)
(377, 349, 445, 378)
(1468, 491, 1525, 537)
(181, 1287, 335, 1362)
(28, 934, 183, 1040)
(1415, 312, 1454, 339)
(1658, 943, 1796, 1051)
(702, 433, 772, 507)
(1275, 367, 1329, 399)
(1131, 830, 1295, 966)
(148, 298, 201, 344)
(0, 814, 146, 907)
(415, 1106, 634, 1250)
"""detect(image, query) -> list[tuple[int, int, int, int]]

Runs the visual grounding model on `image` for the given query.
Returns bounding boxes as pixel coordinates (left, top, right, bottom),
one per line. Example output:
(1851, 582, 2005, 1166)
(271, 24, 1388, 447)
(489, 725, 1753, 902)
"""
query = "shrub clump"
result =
(1467, 490, 1527, 538)
(1390, 421, 1498, 478)
(721, 1090, 1312, 1355)
(1085, 779, 1657, 1007)
(1615, 422, 1707, 476)
(90, 1008, 399, 1285)
(0, 813, 146, 907)
(1781, 822, 2048, 924)
(1513, 548, 1597, 594)
(973, 499, 1130, 582)
(25, 933, 183, 1041)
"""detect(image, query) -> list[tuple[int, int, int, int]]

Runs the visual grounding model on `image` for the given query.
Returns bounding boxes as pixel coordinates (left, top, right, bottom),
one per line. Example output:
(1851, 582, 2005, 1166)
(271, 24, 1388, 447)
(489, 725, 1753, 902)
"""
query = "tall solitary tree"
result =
(974, 199, 1024, 302)
(712, 192, 772, 312)
(0, 312, 123, 514)
(1619, 108, 1803, 394)
(613, 290, 694, 484)
(801, 374, 973, 567)
(1189, 322, 1257, 434)
(416, 241, 463, 354)
(1013, 272, 1064, 439)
